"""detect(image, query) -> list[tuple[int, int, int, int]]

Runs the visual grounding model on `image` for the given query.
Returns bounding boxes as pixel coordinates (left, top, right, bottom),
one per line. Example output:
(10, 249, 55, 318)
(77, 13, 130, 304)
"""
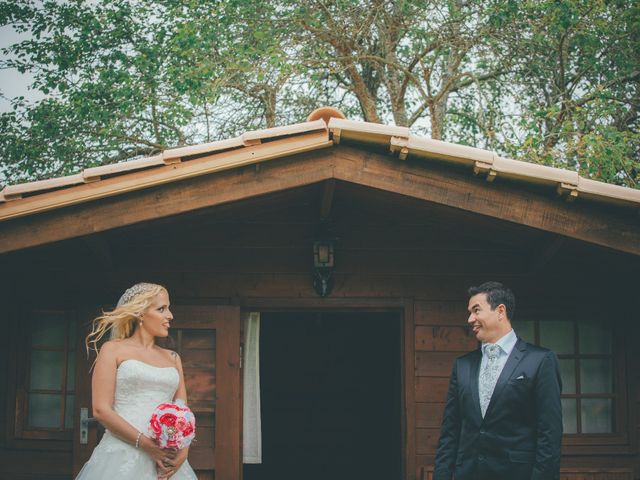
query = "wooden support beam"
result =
(319, 179, 336, 220)
(0, 150, 337, 254)
(332, 128, 342, 144)
(330, 148, 640, 256)
(0, 131, 331, 223)
(557, 182, 578, 202)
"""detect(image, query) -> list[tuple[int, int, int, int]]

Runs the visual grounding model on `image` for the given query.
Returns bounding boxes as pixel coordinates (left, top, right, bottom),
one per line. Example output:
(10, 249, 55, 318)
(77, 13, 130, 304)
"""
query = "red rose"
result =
(160, 413, 177, 427)
(182, 424, 194, 437)
(175, 417, 186, 430)
(150, 414, 162, 435)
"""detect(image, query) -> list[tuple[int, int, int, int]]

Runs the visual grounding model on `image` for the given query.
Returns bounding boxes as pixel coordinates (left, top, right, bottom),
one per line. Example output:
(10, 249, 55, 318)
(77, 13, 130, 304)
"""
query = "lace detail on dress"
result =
(96, 431, 151, 475)
(113, 359, 180, 432)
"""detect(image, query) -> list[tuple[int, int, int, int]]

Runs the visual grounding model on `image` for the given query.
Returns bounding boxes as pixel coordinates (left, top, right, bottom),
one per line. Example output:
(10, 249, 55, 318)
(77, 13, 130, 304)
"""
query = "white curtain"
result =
(242, 312, 262, 463)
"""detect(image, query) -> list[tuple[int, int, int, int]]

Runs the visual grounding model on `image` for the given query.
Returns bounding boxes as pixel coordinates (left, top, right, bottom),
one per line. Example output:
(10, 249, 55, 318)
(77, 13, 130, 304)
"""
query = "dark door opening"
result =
(243, 311, 402, 480)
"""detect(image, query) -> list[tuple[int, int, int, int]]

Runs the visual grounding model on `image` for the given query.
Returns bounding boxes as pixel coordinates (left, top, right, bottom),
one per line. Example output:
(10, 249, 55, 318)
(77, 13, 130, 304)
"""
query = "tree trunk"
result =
(345, 61, 381, 123)
(264, 89, 277, 128)
(428, 101, 443, 140)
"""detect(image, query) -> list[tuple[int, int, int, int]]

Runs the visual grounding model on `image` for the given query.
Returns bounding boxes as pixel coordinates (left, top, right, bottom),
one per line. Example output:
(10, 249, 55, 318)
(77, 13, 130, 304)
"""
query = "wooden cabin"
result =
(0, 108, 639, 480)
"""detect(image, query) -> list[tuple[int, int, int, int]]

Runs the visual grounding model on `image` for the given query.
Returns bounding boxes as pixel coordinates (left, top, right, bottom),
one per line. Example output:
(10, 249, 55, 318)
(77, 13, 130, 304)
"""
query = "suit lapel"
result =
(469, 349, 483, 421)
(483, 337, 528, 419)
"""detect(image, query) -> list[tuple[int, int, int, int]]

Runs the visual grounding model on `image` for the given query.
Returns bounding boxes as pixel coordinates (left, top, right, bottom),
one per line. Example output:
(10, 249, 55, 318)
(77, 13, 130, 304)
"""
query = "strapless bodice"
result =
(113, 359, 179, 432)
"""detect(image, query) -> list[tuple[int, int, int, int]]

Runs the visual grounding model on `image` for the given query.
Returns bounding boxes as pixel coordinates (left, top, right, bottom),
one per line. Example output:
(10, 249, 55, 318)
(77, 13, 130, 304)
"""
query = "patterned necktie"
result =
(479, 343, 501, 418)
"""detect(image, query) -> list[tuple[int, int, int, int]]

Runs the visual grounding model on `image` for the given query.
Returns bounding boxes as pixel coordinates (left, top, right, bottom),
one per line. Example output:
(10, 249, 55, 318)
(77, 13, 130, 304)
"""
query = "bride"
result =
(76, 283, 197, 479)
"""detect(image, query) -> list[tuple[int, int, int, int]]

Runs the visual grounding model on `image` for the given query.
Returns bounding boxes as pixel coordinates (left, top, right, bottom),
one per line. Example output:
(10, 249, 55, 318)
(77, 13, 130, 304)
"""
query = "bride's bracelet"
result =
(135, 431, 142, 448)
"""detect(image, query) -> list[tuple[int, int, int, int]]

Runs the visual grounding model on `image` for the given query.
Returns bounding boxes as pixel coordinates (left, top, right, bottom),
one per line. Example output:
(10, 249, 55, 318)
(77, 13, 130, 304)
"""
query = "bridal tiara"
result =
(117, 283, 159, 307)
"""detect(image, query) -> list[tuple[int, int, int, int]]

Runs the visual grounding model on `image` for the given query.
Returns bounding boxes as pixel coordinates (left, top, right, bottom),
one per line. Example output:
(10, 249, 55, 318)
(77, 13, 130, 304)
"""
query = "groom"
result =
(433, 282, 562, 480)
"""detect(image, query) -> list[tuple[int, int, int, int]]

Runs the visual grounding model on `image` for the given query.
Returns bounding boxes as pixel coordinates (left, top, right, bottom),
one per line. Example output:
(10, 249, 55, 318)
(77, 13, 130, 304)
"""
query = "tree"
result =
(497, 0, 639, 186)
(1, 0, 197, 182)
(284, 0, 510, 139)
(1, 0, 638, 188)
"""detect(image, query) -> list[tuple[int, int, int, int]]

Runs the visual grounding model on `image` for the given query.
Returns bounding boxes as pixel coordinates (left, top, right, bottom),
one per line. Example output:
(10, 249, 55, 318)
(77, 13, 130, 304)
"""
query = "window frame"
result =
(517, 308, 630, 451)
(13, 309, 77, 442)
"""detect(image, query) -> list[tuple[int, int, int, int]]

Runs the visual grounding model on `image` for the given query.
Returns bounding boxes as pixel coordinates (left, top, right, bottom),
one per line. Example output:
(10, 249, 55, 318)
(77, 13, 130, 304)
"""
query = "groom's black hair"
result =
(468, 281, 516, 321)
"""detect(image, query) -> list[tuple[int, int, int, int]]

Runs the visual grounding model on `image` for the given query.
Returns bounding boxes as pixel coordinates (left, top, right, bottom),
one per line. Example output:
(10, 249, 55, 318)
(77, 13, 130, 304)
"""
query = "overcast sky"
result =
(0, 25, 43, 113)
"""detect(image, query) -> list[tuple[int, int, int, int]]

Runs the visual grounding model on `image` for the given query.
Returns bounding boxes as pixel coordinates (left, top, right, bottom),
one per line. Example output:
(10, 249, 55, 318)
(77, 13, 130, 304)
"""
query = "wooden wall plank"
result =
(415, 301, 467, 326)
(0, 449, 71, 475)
(196, 471, 215, 480)
(416, 403, 445, 429)
(415, 325, 477, 352)
(213, 306, 241, 480)
(416, 352, 459, 377)
(72, 307, 99, 476)
(0, 289, 12, 450)
(416, 428, 440, 455)
(404, 299, 416, 480)
(415, 377, 449, 403)
(85, 246, 530, 276)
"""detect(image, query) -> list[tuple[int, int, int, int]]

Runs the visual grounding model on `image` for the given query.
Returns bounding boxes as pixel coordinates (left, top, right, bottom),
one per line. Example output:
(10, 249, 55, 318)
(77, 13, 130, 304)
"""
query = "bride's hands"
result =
(164, 447, 188, 478)
(139, 435, 177, 470)
(156, 453, 177, 479)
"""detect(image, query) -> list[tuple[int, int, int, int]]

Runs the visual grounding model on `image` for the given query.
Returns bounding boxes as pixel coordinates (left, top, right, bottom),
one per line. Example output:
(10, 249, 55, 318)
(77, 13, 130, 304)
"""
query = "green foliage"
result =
(0, 0, 637, 188)
(497, 0, 640, 186)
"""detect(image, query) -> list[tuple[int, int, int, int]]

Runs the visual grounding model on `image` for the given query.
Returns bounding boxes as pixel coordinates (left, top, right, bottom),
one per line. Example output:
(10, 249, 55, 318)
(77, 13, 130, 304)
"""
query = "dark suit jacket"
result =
(433, 338, 562, 480)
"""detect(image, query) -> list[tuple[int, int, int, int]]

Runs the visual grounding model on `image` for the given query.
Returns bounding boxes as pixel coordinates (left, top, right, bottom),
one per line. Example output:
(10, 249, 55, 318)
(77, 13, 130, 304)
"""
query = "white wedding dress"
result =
(76, 359, 197, 479)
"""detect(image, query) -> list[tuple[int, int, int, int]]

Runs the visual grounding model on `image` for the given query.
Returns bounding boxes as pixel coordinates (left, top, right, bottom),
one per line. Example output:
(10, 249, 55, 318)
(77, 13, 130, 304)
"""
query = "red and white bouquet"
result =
(149, 402, 196, 477)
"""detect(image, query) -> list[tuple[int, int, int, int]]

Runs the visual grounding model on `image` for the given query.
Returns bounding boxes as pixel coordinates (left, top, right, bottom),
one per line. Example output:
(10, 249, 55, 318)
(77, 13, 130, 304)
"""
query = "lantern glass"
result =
(313, 241, 334, 267)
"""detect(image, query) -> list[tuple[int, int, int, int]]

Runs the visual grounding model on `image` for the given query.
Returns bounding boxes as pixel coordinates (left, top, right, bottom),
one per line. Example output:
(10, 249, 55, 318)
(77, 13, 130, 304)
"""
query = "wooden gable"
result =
(1, 143, 639, 257)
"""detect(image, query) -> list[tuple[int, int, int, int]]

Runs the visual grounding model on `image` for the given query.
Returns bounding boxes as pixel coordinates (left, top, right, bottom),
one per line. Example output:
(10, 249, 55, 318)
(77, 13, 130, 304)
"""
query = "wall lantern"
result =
(313, 239, 335, 297)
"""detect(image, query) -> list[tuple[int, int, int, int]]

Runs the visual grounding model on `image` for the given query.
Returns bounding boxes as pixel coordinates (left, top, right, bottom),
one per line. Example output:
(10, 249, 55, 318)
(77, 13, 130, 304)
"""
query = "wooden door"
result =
(72, 305, 242, 480)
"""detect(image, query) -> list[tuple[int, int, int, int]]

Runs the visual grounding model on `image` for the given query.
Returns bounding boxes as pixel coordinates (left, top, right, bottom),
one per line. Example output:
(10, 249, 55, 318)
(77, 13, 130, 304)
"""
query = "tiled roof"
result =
(1, 110, 639, 221)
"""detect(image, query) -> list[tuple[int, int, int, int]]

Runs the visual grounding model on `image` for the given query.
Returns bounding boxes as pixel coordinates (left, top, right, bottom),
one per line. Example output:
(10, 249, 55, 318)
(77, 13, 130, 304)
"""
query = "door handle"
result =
(80, 407, 99, 445)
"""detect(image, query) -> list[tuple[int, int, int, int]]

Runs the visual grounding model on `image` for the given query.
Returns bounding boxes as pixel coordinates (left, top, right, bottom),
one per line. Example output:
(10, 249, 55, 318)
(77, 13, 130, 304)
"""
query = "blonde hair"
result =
(85, 282, 167, 355)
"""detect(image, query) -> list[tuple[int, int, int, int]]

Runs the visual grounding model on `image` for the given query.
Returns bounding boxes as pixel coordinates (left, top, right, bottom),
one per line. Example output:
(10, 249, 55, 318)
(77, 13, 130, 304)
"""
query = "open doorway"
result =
(243, 311, 402, 480)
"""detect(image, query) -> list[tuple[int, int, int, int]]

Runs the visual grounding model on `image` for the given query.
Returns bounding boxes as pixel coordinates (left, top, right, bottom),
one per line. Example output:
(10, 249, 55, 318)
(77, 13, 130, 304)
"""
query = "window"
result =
(517, 317, 625, 444)
(15, 311, 77, 440)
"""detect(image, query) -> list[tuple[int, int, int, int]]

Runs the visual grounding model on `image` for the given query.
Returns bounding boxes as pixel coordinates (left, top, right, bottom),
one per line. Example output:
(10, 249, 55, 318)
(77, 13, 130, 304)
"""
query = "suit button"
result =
(480, 429, 485, 435)
(478, 454, 485, 462)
